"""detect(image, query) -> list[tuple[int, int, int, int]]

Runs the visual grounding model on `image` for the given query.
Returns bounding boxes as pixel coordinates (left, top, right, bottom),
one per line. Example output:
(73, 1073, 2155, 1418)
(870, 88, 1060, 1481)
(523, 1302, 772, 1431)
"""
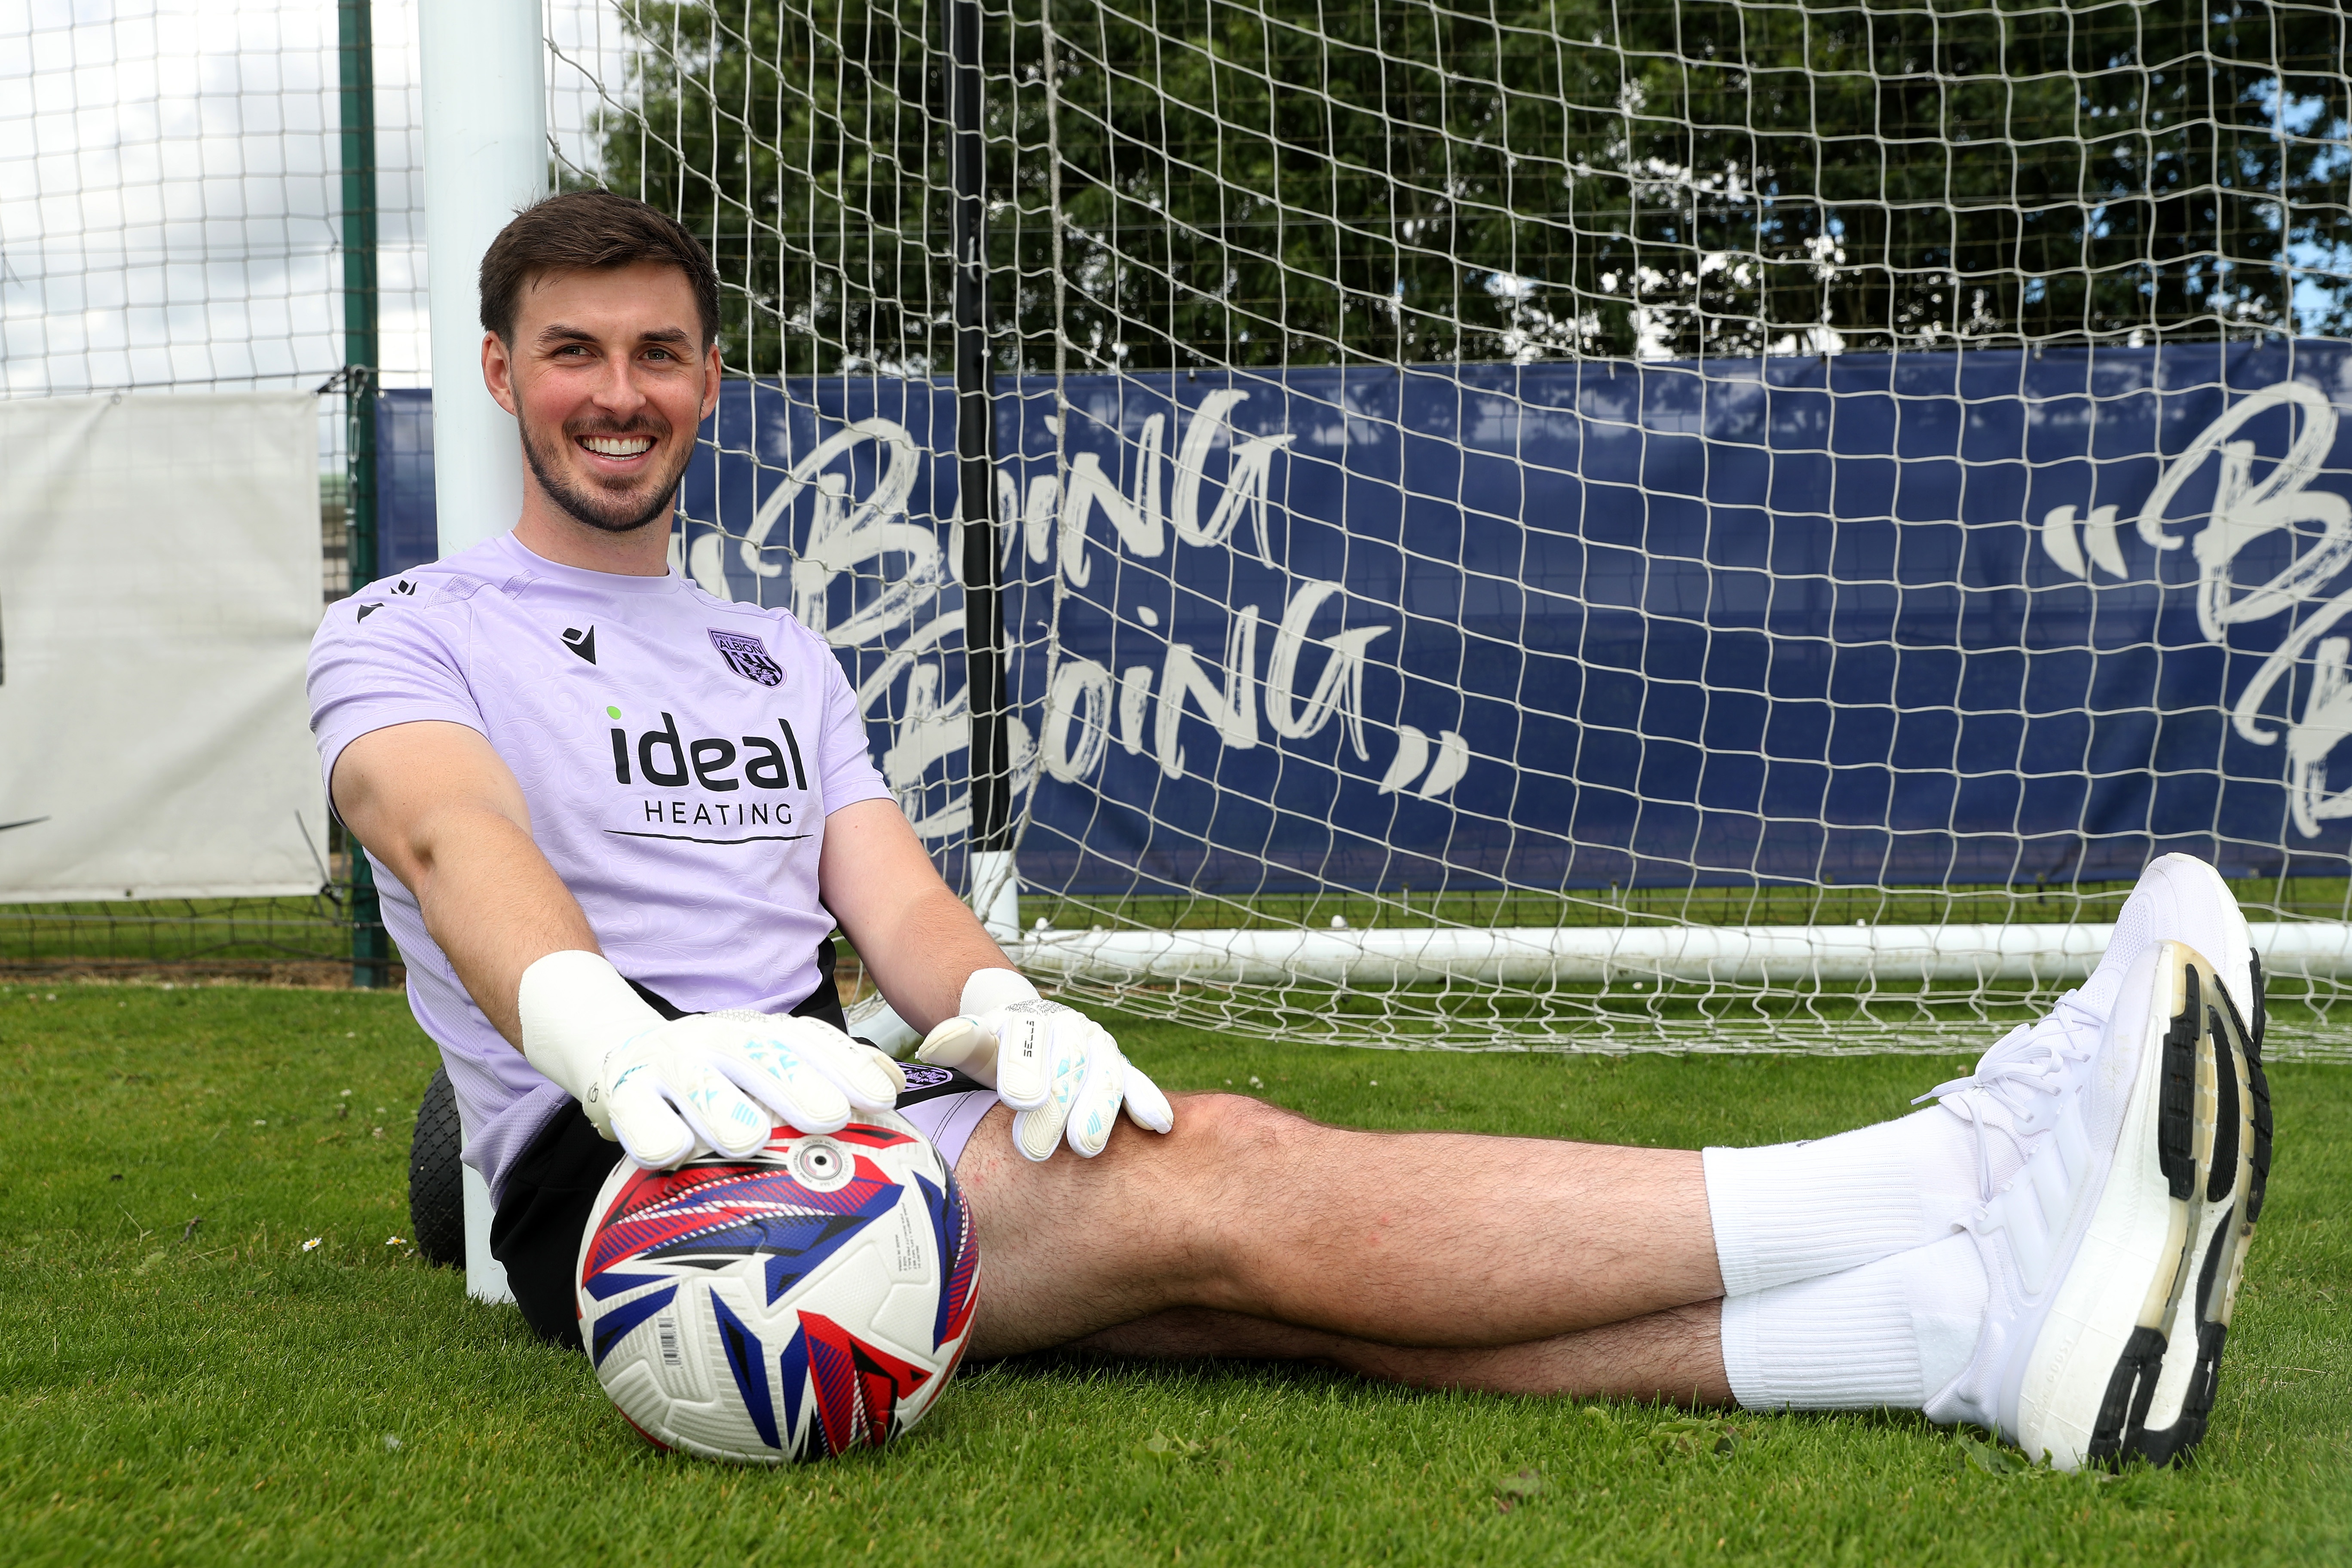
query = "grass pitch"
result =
(1, 984, 2346, 1565)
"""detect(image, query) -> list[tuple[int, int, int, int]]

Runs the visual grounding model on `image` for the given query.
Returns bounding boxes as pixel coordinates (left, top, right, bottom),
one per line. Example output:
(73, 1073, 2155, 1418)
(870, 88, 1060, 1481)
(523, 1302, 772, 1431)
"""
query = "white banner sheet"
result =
(0, 392, 327, 900)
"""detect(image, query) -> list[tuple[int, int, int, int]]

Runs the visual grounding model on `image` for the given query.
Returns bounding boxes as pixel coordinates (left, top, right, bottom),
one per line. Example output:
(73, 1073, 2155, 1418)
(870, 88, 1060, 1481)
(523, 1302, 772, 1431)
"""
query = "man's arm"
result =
(331, 719, 594, 1045)
(819, 796, 1173, 1158)
(817, 797, 1010, 1034)
(334, 719, 900, 1167)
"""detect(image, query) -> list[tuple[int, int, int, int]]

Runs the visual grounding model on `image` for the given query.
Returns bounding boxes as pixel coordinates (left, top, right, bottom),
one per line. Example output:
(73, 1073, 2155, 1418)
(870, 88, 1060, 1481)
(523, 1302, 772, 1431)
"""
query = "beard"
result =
(519, 410, 696, 536)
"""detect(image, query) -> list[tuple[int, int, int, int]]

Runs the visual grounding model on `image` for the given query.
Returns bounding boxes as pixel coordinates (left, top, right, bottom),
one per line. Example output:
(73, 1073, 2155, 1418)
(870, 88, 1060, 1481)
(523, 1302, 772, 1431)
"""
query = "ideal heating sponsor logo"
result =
(602, 704, 810, 844)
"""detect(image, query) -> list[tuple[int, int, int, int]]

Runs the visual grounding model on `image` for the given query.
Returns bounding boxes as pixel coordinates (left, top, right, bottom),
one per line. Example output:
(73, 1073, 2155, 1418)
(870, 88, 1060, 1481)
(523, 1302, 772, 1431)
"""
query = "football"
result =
(575, 1112, 981, 1463)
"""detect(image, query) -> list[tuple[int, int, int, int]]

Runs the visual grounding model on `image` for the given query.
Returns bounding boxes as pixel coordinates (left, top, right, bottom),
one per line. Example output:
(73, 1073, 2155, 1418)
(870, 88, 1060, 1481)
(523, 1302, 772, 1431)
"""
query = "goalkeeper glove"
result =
(518, 950, 906, 1170)
(914, 968, 1175, 1161)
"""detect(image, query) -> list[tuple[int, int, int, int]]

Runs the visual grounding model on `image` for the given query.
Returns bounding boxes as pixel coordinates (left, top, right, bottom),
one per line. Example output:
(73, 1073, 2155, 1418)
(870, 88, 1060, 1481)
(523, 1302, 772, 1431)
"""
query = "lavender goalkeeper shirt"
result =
(307, 532, 892, 1200)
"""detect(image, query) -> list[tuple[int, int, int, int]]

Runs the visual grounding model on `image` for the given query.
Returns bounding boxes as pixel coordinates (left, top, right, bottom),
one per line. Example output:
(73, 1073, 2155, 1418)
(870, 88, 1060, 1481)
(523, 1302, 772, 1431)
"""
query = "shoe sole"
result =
(2012, 941, 2254, 1470)
(2110, 952, 2270, 1465)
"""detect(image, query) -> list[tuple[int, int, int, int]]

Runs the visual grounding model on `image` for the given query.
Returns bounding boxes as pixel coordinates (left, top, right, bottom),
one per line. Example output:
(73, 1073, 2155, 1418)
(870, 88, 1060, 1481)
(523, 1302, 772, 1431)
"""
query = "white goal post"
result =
(419, 0, 551, 1304)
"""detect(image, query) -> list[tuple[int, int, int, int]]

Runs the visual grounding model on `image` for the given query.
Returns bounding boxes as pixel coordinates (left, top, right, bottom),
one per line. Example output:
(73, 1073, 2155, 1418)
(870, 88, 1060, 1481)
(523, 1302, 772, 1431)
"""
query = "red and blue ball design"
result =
(576, 1113, 980, 1462)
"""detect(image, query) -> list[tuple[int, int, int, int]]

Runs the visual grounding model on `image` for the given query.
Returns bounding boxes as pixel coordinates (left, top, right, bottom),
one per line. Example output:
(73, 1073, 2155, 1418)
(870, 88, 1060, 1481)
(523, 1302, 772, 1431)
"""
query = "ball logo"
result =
(709, 629, 784, 687)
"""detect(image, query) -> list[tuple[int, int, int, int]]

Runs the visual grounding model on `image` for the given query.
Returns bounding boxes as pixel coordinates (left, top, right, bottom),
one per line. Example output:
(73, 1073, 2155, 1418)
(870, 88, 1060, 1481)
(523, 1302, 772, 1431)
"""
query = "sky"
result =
(0, 0, 622, 399)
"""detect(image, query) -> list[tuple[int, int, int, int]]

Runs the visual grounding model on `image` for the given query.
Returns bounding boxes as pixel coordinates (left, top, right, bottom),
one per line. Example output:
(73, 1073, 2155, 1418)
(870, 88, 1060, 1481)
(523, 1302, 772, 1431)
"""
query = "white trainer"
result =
(2023, 852, 2269, 1465)
(1916, 851, 2261, 1214)
(1923, 938, 2263, 1470)
(2096, 853, 2260, 1039)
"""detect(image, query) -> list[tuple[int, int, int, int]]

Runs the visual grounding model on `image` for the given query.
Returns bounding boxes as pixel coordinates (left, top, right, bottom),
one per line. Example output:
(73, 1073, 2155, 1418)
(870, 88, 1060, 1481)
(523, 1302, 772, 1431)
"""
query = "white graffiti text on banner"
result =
(686, 394, 1467, 841)
(1025, 395, 1461, 799)
(2038, 381, 2352, 836)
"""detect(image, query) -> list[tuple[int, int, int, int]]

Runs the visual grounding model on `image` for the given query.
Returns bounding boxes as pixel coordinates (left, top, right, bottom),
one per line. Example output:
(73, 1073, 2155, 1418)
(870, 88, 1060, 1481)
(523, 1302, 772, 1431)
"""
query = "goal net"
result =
(551, 0, 2352, 1056)
(0, 0, 425, 978)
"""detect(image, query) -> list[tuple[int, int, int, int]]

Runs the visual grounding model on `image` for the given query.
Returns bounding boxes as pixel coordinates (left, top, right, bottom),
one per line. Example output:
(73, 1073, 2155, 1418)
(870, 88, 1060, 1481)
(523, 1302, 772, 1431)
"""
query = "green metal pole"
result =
(340, 0, 389, 990)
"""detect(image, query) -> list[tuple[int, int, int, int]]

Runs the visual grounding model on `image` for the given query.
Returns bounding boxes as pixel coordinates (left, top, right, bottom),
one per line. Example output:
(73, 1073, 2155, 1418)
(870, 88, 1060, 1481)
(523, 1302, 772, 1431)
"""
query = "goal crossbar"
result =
(1010, 922, 2352, 989)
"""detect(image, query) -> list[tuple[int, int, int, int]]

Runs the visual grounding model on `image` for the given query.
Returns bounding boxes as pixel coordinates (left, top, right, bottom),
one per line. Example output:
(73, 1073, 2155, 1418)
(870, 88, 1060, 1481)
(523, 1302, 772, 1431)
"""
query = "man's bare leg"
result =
(1069, 1303, 1731, 1405)
(953, 1093, 1721, 1359)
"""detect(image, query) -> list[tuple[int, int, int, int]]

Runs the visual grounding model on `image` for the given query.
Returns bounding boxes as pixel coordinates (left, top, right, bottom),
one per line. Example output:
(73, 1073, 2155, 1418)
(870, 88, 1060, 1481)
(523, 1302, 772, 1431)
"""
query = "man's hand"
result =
(914, 968, 1175, 1161)
(519, 951, 904, 1169)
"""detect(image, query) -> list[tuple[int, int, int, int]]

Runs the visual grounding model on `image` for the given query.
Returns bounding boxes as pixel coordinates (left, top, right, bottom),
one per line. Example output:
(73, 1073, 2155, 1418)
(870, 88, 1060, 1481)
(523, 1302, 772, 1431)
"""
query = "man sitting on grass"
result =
(309, 190, 2269, 1471)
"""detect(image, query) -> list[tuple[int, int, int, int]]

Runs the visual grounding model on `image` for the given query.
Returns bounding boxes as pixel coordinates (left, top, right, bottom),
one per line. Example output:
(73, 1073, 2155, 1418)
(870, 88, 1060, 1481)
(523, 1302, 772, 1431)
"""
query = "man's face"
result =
(484, 261, 721, 536)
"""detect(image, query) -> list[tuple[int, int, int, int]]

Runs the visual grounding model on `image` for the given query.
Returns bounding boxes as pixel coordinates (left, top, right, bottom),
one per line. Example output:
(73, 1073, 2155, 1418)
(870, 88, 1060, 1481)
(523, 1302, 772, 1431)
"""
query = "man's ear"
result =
(482, 331, 520, 416)
(699, 340, 723, 422)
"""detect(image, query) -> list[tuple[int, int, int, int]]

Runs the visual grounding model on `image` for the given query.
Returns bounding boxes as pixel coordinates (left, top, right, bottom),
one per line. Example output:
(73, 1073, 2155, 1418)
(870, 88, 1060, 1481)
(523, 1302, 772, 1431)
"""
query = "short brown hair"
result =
(478, 190, 721, 348)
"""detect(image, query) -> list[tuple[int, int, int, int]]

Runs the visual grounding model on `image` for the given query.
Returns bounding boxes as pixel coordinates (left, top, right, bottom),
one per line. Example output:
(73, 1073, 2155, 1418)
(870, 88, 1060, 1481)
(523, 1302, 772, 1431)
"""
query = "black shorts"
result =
(488, 1066, 995, 1351)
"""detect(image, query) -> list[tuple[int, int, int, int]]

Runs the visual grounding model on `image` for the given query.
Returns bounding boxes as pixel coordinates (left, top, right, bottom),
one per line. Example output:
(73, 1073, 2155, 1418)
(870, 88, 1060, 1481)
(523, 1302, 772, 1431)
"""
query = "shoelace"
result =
(1913, 993, 2106, 1204)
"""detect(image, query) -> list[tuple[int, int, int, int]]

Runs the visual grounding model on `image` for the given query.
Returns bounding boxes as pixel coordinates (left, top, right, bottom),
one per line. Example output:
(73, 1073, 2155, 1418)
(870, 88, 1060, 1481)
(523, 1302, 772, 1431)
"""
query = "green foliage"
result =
(1137, 1426, 1239, 1468)
(594, 0, 2352, 375)
(1954, 1429, 2034, 1476)
(3, 986, 2349, 1563)
(1648, 1412, 1749, 1462)
(1490, 1463, 1547, 1508)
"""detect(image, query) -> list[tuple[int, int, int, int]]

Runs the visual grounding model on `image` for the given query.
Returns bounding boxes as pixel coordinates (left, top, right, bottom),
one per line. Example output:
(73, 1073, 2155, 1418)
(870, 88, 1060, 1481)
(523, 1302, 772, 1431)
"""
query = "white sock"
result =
(1704, 1106, 1996, 1296)
(1721, 1232, 1988, 1412)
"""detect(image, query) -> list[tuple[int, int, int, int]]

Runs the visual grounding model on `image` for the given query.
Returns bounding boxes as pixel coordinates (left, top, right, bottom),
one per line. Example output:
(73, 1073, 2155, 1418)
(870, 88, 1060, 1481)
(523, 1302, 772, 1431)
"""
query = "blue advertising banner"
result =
(376, 343, 2352, 894)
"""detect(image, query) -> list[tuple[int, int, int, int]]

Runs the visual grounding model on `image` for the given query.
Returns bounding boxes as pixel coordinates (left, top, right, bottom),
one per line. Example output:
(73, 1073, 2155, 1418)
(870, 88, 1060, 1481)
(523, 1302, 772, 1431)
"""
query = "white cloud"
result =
(0, 0, 625, 401)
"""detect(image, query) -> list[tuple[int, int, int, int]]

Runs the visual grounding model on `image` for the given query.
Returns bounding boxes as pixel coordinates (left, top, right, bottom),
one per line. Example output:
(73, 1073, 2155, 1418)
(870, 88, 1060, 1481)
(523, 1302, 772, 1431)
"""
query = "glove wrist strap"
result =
(959, 965, 1041, 1016)
(517, 950, 668, 1132)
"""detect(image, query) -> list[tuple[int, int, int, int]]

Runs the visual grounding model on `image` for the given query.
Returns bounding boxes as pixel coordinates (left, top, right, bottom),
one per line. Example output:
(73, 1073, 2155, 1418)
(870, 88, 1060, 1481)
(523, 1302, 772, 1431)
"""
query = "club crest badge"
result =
(708, 629, 784, 686)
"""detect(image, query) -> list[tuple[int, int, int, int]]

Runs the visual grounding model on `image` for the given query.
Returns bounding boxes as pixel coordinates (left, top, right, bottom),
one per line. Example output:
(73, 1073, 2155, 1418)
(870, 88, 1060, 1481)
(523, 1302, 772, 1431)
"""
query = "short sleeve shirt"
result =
(307, 532, 891, 1199)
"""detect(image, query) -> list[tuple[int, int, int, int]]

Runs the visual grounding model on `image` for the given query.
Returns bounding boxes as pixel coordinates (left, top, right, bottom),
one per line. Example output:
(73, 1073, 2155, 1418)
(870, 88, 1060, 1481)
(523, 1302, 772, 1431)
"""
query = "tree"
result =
(596, 0, 2352, 374)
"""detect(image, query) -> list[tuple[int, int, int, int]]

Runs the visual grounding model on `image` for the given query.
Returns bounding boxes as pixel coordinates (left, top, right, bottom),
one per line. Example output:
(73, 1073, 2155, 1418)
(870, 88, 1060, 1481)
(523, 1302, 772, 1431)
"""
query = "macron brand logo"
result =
(563, 626, 598, 665)
(708, 628, 784, 686)
(355, 603, 383, 621)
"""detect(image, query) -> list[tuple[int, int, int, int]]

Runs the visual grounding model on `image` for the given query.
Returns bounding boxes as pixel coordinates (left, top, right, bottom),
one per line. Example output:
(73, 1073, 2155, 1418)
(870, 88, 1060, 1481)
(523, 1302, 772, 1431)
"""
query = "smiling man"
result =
(307, 191, 2268, 1471)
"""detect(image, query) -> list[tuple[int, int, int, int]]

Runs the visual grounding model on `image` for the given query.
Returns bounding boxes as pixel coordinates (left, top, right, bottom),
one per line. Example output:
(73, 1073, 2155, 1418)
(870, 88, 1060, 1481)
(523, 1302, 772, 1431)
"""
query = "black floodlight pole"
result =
(340, 0, 389, 990)
(950, 0, 1012, 863)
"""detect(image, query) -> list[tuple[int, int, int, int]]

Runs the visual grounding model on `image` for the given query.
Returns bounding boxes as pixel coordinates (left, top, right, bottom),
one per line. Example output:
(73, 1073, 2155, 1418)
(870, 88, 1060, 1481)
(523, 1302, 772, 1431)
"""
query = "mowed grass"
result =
(0, 985, 2347, 1566)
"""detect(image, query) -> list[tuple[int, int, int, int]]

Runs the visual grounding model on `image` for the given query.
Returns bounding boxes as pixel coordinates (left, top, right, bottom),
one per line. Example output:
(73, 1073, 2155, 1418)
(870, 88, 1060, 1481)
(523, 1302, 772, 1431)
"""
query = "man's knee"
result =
(955, 1090, 1313, 1248)
(1183, 1090, 1316, 1145)
(952, 1090, 1317, 1251)
(946, 1092, 1315, 1355)
(1152, 1090, 1318, 1176)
